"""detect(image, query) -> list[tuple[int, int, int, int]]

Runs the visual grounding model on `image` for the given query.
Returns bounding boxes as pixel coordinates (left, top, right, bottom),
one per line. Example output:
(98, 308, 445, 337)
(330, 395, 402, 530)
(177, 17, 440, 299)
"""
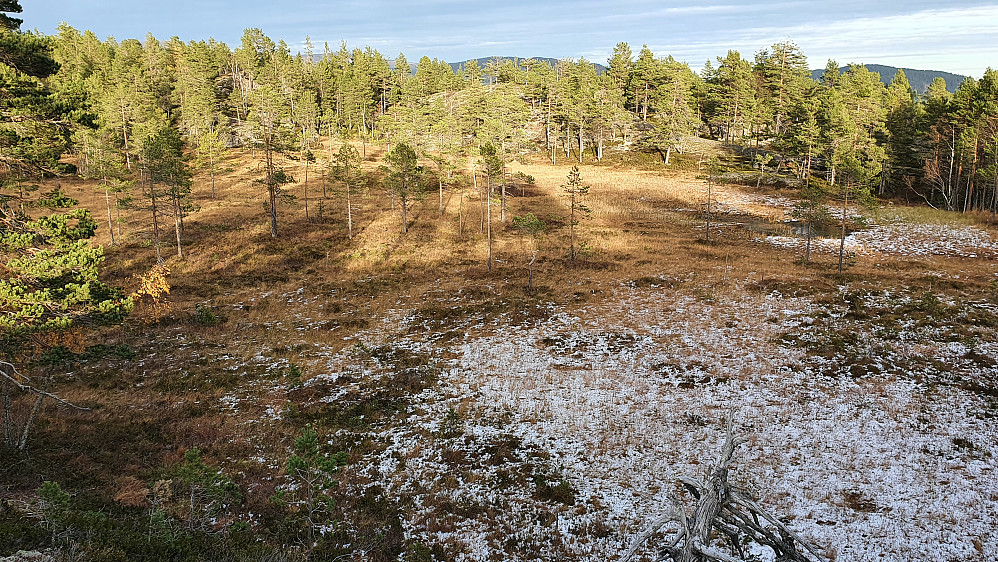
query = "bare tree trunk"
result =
(304, 157, 310, 222)
(569, 190, 576, 262)
(174, 196, 183, 258)
(501, 178, 507, 222)
(121, 103, 131, 170)
(2, 383, 11, 447)
(838, 184, 849, 274)
(528, 249, 536, 290)
(104, 184, 116, 246)
(209, 141, 217, 199)
(805, 220, 813, 264)
(266, 135, 278, 238)
(115, 192, 122, 239)
(487, 176, 493, 272)
(401, 193, 408, 234)
(547, 96, 554, 165)
(705, 178, 713, 243)
(476, 166, 484, 234)
(149, 172, 163, 264)
(16, 377, 47, 452)
(346, 180, 353, 239)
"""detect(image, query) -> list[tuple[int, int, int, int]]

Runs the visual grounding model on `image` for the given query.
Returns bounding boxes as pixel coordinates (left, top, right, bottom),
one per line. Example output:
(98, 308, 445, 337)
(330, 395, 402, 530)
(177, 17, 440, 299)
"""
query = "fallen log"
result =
(622, 411, 825, 562)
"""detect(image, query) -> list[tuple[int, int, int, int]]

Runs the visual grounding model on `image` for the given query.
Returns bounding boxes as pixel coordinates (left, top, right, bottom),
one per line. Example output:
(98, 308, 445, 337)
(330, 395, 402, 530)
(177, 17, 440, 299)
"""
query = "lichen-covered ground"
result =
(216, 258, 997, 561)
(17, 156, 994, 561)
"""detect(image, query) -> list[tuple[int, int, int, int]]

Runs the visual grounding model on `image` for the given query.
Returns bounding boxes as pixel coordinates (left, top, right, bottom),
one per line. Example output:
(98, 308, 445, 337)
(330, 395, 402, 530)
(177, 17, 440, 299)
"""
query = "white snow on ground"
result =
(762, 220, 998, 258)
(210, 193, 998, 560)
(299, 285, 997, 561)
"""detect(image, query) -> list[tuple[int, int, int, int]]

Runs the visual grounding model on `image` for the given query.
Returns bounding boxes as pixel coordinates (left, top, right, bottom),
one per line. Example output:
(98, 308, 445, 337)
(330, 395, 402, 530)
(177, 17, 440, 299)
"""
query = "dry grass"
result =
(7, 137, 998, 558)
(46, 140, 995, 339)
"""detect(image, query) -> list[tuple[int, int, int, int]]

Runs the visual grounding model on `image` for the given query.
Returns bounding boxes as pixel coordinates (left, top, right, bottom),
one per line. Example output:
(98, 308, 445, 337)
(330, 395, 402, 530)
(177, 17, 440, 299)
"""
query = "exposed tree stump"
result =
(623, 412, 825, 562)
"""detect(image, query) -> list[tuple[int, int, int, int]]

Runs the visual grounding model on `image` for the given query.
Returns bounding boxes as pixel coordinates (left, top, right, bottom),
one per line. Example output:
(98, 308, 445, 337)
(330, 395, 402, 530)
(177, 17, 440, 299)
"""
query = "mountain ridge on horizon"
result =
(809, 64, 965, 93)
(401, 56, 966, 94)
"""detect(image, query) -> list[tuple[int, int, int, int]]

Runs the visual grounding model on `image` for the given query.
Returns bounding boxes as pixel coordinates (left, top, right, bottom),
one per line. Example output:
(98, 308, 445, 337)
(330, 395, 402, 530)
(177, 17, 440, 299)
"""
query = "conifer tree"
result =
(250, 82, 295, 238)
(480, 142, 502, 271)
(710, 50, 757, 144)
(1, 188, 133, 450)
(175, 39, 227, 199)
(629, 45, 662, 121)
(754, 41, 810, 136)
(78, 129, 131, 245)
(382, 141, 423, 235)
(607, 42, 634, 101)
(645, 57, 700, 164)
(562, 166, 590, 262)
(512, 213, 546, 289)
(331, 143, 365, 238)
(884, 69, 921, 195)
(140, 125, 192, 259)
(0, 0, 22, 31)
(1, 21, 132, 448)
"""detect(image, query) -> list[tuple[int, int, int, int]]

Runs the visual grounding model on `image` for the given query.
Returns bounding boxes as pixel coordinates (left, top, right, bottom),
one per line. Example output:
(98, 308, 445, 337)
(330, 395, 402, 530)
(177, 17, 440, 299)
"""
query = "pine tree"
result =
(645, 57, 700, 164)
(2, 27, 131, 451)
(1, 187, 133, 450)
(512, 213, 546, 289)
(710, 50, 757, 144)
(480, 142, 502, 271)
(884, 69, 921, 195)
(0, 0, 22, 31)
(250, 83, 295, 238)
(607, 42, 634, 100)
(754, 41, 810, 137)
(331, 143, 365, 238)
(820, 64, 885, 272)
(175, 39, 227, 199)
(562, 165, 590, 263)
(77, 128, 131, 245)
(140, 125, 192, 259)
(790, 181, 831, 264)
(629, 45, 662, 121)
(381, 141, 424, 235)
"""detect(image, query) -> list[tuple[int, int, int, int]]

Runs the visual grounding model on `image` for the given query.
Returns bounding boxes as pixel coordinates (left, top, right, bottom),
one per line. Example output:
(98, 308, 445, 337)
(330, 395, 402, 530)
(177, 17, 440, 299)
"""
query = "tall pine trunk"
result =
(104, 182, 115, 246)
(487, 175, 493, 272)
(149, 172, 163, 264)
(173, 195, 183, 258)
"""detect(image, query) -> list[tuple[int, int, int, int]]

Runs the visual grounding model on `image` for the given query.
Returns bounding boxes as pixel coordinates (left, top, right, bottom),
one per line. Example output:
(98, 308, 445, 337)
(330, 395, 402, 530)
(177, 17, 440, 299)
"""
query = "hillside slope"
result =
(811, 64, 967, 92)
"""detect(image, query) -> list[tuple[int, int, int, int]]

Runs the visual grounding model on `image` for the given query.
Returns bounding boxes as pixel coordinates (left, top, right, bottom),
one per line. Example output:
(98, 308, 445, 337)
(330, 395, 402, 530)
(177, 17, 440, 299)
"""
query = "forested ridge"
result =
(5, 25, 998, 223)
(4, 5, 998, 562)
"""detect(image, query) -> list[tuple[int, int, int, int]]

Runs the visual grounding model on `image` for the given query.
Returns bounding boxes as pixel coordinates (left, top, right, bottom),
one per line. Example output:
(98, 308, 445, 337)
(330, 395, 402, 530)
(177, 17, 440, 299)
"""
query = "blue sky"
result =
(20, 1, 998, 76)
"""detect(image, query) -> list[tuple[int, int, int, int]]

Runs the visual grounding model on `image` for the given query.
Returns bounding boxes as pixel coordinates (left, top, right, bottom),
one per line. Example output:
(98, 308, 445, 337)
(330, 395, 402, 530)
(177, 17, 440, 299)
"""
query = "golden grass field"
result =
(6, 138, 998, 561)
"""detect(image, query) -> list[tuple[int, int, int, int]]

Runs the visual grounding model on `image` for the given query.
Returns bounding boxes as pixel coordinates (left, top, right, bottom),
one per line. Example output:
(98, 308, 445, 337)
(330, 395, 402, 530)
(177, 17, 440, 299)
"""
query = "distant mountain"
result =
(809, 64, 967, 94)
(449, 57, 607, 75)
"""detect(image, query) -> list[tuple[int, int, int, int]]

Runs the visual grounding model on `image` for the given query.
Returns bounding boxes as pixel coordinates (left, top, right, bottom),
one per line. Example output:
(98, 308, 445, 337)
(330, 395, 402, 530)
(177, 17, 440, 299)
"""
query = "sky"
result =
(19, 0, 998, 77)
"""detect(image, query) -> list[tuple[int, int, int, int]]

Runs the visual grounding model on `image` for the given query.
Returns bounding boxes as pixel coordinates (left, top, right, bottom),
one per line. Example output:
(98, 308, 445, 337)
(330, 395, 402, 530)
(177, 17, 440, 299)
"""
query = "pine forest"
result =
(2, 4, 998, 562)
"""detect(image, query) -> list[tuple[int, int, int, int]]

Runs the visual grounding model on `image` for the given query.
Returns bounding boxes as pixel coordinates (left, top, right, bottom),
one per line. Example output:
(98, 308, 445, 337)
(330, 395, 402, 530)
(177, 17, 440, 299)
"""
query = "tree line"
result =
(3, 26, 994, 242)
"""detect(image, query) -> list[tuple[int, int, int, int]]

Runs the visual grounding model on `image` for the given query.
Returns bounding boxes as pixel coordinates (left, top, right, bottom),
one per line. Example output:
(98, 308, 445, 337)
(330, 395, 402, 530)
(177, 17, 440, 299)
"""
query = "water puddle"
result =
(725, 215, 848, 239)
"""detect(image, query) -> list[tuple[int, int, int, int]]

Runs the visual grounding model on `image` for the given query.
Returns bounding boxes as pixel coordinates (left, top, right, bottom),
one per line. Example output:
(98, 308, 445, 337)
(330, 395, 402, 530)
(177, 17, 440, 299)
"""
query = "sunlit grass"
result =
(876, 203, 988, 226)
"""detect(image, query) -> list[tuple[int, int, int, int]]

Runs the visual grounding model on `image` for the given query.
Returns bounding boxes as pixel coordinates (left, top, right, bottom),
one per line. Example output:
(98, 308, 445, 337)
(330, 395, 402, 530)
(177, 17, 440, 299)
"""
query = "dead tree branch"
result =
(0, 361, 90, 411)
(622, 411, 825, 562)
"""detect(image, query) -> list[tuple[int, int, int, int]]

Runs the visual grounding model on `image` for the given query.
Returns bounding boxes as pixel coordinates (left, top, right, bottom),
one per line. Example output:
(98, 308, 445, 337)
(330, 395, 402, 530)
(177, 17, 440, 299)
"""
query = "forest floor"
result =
(4, 142, 998, 561)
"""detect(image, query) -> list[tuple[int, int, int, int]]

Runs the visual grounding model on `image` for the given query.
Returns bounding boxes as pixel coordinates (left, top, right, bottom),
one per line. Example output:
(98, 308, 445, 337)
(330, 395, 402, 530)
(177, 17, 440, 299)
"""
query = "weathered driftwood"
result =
(622, 412, 825, 562)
